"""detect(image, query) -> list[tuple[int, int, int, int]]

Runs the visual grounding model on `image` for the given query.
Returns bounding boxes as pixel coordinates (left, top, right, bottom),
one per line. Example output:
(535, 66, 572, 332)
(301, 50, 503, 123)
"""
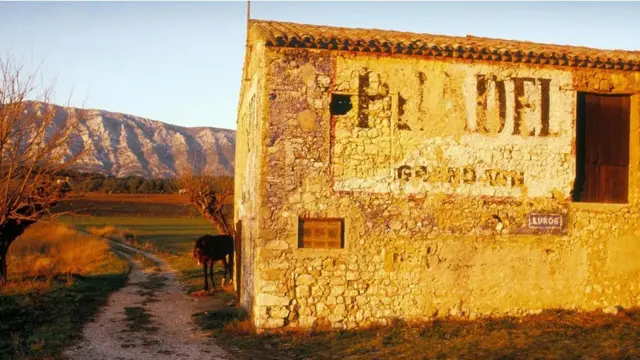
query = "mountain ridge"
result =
(32, 102, 236, 178)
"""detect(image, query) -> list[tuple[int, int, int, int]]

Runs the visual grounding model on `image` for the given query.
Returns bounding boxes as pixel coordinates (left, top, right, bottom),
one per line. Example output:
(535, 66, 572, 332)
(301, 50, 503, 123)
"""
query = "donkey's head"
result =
(193, 239, 206, 266)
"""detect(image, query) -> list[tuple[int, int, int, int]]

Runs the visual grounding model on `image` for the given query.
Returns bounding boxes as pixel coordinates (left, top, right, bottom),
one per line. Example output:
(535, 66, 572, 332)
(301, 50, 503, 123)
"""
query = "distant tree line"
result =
(56, 169, 233, 194)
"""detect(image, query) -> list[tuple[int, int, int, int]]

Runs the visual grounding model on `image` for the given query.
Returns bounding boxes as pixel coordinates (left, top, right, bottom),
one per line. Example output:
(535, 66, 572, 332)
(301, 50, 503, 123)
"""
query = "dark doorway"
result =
(574, 93, 630, 203)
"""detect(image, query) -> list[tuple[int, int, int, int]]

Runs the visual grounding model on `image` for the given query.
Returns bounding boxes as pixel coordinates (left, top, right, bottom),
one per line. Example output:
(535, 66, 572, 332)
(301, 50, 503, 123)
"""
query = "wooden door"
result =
(577, 94, 630, 203)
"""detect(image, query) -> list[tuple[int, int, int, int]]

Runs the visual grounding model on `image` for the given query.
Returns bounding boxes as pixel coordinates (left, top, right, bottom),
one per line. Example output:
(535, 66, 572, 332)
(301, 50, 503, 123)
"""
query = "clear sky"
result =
(0, 1, 638, 130)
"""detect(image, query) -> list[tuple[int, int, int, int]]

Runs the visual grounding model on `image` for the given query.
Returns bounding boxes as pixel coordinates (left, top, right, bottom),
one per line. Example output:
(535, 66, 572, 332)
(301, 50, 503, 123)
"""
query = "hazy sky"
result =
(0, 1, 638, 130)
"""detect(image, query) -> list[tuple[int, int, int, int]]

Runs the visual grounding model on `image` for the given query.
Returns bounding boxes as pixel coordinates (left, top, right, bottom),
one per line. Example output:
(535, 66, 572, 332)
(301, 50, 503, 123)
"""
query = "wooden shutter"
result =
(298, 219, 344, 249)
(577, 94, 630, 203)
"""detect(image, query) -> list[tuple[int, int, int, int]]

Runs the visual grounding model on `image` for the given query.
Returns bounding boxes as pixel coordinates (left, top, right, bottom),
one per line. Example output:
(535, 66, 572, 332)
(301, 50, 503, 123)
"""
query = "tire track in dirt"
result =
(65, 240, 232, 360)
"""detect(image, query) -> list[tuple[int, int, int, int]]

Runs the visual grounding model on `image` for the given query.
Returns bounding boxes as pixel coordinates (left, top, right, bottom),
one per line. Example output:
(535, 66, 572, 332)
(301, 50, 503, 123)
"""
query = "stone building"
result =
(234, 19, 640, 330)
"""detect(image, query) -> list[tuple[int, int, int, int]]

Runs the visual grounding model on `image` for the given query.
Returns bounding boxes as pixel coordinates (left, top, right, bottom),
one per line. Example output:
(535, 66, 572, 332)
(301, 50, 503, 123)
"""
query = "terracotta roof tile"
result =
(250, 19, 640, 71)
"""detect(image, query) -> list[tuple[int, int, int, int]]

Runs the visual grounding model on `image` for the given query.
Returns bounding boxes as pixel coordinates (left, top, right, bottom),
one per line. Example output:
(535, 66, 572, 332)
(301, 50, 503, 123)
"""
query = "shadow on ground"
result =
(208, 308, 640, 360)
(0, 273, 128, 359)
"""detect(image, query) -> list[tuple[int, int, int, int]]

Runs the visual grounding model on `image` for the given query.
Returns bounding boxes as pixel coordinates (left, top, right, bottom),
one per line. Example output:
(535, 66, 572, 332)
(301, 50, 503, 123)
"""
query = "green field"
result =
(55, 194, 233, 295)
(59, 214, 233, 295)
(60, 216, 217, 254)
(57, 194, 229, 255)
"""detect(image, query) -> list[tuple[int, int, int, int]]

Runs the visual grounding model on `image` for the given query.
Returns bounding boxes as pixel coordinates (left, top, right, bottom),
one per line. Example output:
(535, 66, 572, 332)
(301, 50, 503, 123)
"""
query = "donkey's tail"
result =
(228, 247, 235, 268)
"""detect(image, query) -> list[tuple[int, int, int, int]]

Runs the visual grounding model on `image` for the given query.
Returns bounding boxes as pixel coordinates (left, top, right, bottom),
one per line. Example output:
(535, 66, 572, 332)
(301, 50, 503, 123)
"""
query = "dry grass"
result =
(85, 224, 122, 239)
(221, 318, 255, 336)
(86, 225, 156, 251)
(210, 309, 640, 359)
(6, 222, 116, 285)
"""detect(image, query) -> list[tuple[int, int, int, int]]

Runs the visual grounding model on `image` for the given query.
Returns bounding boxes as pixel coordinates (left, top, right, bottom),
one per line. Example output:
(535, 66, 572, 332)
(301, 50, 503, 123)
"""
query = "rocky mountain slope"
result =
(44, 103, 235, 178)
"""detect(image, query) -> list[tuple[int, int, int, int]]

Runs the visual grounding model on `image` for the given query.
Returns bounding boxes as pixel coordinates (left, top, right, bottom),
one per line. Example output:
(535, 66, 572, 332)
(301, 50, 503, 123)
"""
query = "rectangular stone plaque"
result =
(528, 213, 563, 229)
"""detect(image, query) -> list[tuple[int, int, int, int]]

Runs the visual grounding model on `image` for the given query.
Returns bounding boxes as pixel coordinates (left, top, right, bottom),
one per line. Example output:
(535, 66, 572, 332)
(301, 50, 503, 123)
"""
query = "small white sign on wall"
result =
(528, 213, 563, 229)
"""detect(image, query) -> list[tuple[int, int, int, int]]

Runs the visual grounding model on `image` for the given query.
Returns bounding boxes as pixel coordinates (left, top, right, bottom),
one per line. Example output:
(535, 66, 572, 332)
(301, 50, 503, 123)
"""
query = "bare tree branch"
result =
(0, 55, 85, 286)
(178, 151, 234, 236)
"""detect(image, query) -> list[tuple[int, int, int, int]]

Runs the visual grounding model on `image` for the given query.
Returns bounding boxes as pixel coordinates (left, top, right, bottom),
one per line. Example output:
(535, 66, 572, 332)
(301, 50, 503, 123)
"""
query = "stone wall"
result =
(234, 40, 267, 315)
(241, 44, 640, 330)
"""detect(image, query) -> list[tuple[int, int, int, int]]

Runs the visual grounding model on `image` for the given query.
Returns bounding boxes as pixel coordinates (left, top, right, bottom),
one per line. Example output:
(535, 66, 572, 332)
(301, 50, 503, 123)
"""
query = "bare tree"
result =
(178, 154, 234, 236)
(0, 56, 84, 286)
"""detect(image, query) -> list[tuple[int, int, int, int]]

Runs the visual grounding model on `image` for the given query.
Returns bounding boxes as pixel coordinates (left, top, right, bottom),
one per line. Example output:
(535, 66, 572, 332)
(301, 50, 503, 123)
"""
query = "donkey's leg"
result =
(214, 260, 216, 289)
(221, 258, 228, 287)
(228, 253, 234, 284)
(202, 261, 208, 291)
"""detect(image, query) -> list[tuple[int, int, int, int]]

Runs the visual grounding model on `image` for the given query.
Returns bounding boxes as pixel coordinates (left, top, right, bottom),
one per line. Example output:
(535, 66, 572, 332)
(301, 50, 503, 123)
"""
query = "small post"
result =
(243, 0, 252, 82)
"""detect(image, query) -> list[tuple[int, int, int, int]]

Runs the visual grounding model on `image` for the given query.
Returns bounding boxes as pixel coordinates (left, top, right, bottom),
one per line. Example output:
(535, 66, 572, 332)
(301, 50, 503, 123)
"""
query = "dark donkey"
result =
(193, 234, 234, 291)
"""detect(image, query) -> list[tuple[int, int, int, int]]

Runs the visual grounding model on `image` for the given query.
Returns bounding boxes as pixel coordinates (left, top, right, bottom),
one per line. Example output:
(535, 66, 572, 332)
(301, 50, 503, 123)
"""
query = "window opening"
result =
(330, 94, 352, 116)
(298, 218, 344, 249)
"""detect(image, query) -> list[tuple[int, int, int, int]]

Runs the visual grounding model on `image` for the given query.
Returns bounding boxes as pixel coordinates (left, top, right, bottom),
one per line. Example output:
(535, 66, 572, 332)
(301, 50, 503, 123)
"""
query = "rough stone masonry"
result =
(234, 19, 640, 330)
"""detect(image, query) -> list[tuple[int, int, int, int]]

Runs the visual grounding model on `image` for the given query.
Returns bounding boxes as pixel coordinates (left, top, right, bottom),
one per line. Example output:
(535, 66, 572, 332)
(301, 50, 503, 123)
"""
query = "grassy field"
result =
(57, 193, 231, 294)
(58, 193, 226, 254)
(81, 222, 237, 296)
(56, 193, 232, 217)
(60, 215, 222, 295)
(56, 193, 199, 217)
(0, 222, 129, 360)
(66, 216, 215, 254)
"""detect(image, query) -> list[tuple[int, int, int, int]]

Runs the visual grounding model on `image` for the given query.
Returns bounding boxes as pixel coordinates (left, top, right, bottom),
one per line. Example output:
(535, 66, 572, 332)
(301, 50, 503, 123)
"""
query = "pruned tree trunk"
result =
(0, 221, 32, 285)
(201, 208, 230, 235)
(192, 195, 235, 235)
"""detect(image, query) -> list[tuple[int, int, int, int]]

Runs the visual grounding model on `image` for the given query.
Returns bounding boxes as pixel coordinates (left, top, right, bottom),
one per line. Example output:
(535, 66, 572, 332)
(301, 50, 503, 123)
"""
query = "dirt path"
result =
(65, 241, 232, 360)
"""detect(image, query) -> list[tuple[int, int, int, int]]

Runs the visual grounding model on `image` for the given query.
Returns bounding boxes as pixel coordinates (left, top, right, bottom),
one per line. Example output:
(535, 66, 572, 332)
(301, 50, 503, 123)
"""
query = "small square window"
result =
(298, 218, 344, 249)
(330, 94, 352, 115)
